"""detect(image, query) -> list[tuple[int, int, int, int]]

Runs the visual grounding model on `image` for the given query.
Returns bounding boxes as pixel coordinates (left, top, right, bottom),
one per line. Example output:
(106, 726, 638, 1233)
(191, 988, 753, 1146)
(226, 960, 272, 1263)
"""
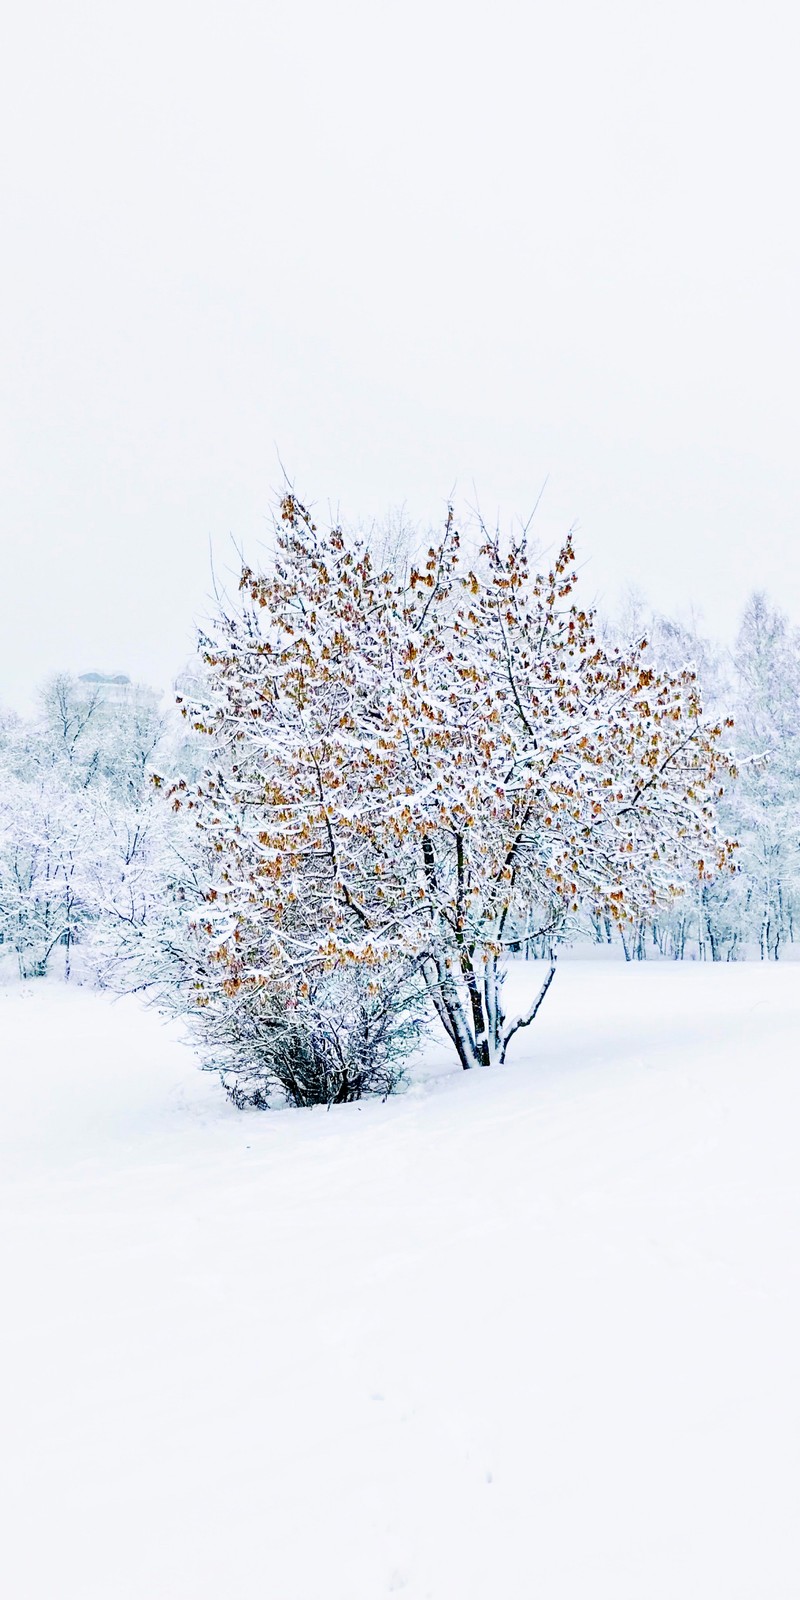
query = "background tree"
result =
(727, 594, 800, 958)
(0, 674, 172, 979)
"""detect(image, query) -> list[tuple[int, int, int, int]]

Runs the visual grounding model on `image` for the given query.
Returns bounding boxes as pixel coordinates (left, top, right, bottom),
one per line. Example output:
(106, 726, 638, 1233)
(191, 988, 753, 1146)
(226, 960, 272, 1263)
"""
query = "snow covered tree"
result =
(599, 601, 742, 961)
(0, 768, 94, 977)
(0, 674, 173, 979)
(727, 594, 800, 957)
(175, 494, 734, 1082)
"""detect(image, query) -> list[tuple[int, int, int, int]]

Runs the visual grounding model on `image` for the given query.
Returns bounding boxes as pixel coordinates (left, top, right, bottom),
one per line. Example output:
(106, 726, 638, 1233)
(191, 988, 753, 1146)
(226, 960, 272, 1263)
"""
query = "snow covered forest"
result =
(1, 499, 798, 1106)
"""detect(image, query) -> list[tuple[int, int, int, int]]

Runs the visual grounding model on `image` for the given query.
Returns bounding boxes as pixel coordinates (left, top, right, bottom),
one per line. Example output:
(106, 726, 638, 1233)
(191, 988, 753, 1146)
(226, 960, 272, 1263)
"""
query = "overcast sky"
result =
(2, 0, 799, 710)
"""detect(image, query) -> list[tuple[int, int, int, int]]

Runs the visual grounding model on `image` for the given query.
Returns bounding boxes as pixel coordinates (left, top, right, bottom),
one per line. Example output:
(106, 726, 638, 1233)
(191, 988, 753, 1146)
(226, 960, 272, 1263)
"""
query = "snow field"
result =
(2, 961, 800, 1599)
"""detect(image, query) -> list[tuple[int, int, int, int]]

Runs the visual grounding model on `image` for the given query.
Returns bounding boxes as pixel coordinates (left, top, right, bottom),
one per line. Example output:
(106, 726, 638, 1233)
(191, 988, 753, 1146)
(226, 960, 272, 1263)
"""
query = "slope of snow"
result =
(2, 962, 800, 1599)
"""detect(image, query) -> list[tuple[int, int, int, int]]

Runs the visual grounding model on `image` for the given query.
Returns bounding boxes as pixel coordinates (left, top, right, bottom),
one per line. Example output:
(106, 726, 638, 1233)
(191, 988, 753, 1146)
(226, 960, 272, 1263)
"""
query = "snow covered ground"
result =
(2, 961, 800, 1599)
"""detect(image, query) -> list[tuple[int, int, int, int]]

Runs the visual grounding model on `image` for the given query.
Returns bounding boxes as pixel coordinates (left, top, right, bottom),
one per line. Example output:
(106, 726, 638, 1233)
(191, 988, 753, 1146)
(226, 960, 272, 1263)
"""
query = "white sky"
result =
(2, 0, 799, 710)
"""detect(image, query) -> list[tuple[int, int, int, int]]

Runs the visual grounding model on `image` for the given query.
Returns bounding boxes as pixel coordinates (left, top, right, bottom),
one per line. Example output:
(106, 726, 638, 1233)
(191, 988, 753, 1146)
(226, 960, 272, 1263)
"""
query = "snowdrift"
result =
(2, 961, 799, 1599)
